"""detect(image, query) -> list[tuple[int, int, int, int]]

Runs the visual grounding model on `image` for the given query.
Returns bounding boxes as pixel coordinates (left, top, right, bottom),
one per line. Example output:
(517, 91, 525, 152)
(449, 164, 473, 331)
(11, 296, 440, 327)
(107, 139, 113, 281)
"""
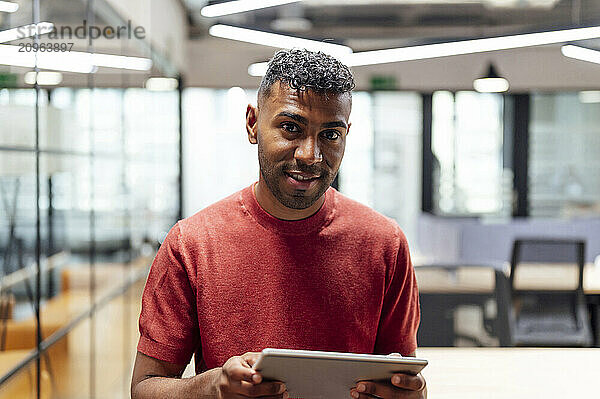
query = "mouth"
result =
(283, 170, 321, 190)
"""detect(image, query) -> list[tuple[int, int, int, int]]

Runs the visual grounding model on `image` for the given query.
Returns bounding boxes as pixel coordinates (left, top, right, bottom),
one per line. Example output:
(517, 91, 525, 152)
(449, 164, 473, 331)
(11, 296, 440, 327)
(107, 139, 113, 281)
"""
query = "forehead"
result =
(260, 81, 351, 120)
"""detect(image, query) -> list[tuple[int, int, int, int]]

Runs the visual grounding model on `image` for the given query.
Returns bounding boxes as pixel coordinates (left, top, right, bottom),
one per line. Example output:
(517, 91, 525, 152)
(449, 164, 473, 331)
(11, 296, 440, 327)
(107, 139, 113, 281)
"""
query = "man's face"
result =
(247, 82, 352, 210)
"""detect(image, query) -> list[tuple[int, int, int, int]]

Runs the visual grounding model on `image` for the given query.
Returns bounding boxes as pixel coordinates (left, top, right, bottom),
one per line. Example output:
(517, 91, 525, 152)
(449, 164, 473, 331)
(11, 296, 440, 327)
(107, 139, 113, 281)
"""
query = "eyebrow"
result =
(276, 112, 347, 129)
(321, 121, 347, 129)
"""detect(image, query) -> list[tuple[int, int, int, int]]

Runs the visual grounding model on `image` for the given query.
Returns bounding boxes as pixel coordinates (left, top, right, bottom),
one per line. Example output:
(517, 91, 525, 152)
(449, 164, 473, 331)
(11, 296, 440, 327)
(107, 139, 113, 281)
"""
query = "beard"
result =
(257, 143, 336, 210)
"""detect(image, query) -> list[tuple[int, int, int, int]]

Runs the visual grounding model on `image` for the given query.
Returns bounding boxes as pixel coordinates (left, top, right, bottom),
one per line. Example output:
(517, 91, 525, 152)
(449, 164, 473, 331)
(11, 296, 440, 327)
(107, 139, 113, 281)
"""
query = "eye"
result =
(321, 130, 340, 141)
(281, 122, 300, 133)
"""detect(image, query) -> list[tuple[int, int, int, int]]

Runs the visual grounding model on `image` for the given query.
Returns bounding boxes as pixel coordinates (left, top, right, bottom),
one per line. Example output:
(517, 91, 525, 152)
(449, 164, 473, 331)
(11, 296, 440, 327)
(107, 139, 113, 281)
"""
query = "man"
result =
(131, 49, 426, 399)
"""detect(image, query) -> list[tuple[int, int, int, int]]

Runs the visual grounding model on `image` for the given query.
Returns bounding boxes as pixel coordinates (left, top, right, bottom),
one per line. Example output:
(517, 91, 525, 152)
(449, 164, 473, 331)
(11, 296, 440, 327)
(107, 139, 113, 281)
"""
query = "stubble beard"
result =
(257, 144, 334, 210)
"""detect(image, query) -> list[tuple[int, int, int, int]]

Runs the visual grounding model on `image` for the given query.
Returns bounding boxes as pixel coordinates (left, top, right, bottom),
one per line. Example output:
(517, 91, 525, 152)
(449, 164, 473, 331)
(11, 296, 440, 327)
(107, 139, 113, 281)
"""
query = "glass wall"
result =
(0, 1, 180, 398)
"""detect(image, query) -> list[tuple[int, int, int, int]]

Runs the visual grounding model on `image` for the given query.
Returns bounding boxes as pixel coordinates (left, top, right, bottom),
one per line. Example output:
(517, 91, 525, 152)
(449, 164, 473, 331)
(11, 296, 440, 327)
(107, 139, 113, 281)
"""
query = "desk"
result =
(415, 262, 600, 294)
(418, 347, 599, 398)
(414, 262, 600, 346)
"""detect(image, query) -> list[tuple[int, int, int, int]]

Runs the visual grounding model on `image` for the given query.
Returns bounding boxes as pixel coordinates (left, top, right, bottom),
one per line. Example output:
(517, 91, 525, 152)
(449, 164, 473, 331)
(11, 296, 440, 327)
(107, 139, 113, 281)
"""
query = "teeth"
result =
(290, 173, 315, 181)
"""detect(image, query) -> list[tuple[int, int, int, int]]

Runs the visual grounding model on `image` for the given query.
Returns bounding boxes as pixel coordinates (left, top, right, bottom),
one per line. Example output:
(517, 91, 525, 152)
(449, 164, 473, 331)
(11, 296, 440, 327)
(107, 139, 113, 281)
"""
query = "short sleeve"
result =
(373, 228, 420, 356)
(137, 222, 200, 365)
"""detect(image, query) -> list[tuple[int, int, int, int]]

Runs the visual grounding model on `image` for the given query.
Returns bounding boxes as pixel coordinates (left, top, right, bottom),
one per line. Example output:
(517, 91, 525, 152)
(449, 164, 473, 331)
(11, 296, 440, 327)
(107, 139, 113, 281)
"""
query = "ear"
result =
(246, 104, 258, 144)
(346, 122, 351, 137)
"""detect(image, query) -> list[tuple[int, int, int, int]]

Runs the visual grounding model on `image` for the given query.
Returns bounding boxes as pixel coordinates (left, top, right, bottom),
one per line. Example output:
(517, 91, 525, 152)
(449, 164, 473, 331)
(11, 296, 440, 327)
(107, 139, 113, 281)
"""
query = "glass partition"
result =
(0, 0, 180, 397)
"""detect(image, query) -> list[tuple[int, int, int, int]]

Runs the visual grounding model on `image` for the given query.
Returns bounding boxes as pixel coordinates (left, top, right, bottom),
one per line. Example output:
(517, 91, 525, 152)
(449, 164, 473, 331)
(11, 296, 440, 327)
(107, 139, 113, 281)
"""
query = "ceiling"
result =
(177, 0, 600, 91)
(184, 0, 600, 48)
(3, 0, 600, 89)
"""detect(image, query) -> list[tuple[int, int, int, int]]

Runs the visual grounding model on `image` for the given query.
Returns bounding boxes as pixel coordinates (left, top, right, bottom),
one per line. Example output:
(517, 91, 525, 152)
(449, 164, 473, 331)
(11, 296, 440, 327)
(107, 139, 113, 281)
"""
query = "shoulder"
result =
(331, 188, 404, 239)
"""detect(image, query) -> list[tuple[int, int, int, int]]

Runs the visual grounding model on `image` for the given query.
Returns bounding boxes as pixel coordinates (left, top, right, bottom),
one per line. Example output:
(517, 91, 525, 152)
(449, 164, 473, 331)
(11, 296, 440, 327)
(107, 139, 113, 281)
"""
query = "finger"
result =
(387, 353, 402, 357)
(242, 352, 262, 368)
(350, 388, 387, 398)
(227, 392, 288, 399)
(224, 357, 260, 384)
(352, 381, 395, 398)
(391, 373, 426, 391)
(237, 380, 287, 398)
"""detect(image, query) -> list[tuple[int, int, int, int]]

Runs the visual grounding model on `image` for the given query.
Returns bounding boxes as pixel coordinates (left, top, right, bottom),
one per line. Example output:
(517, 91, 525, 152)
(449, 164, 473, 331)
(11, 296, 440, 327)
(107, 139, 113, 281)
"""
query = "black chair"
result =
(507, 239, 592, 347)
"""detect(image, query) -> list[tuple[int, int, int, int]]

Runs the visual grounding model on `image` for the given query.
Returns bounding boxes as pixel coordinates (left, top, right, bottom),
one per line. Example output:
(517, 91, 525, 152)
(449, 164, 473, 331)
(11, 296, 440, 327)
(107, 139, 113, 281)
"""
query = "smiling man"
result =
(131, 49, 425, 399)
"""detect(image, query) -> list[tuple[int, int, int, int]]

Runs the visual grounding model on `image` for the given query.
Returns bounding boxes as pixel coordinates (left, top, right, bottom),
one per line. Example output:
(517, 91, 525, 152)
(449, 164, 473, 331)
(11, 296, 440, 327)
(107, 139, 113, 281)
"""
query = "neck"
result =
(254, 179, 325, 221)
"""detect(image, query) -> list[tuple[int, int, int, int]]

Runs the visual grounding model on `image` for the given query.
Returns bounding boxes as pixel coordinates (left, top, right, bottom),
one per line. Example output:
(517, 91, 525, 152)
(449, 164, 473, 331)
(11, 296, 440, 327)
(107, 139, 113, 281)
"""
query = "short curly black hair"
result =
(258, 48, 355, 102)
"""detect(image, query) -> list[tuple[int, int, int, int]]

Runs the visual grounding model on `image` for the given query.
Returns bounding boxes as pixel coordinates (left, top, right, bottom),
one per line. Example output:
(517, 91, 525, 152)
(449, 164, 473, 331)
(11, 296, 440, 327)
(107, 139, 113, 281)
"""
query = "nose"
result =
(294, 136, 323, 165)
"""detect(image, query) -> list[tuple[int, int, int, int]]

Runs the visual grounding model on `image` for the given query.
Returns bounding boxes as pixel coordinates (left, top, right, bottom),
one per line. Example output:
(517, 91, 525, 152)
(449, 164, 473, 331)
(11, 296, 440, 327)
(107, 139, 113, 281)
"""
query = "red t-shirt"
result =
(137, 184, 420, 373)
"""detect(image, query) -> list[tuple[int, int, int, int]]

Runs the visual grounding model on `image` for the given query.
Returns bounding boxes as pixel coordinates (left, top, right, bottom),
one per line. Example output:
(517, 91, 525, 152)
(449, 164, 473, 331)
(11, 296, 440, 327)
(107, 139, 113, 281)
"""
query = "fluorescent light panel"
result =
(209, 24, 352, 58)
(473, 77, 509, 92)
(92, 53, 153, 71)
(0, 22, 54, 43)
(0, 1, 19, 13)
(145, 77, 178, 91)
(561, 44, 600, 65)
(0, 44, 96, 73)
(346, 25, 600, 66)
(0, 44, 152, 73)
(24, 71, 63, 85)
(201, 0, 301, 17)
(248, 62, 268, 76)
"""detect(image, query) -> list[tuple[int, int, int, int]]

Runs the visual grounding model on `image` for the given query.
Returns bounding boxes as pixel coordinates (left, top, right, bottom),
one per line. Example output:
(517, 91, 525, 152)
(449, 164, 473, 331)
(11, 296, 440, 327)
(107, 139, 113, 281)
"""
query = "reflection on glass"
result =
(1, 84, 179, 397)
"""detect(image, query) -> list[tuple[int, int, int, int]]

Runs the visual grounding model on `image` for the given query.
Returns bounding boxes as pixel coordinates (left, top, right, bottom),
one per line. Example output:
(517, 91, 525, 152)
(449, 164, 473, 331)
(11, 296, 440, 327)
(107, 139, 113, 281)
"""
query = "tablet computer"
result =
(253, 348, 428, 399)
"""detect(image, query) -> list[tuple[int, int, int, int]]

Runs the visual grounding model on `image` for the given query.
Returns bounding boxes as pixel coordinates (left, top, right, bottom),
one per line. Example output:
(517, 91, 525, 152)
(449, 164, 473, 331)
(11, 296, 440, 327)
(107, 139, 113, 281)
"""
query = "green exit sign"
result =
(0, 72, 18, 88)
(370, 75, 397, 91)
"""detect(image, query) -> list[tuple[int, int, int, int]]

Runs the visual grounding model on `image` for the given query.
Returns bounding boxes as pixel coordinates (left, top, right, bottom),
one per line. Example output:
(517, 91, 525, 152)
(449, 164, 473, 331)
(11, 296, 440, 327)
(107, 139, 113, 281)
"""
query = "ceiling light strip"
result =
(201, 0, 301, 18)
(0, 22, 54, 43)
(209, 24, 352, 58)
(248, 62, 269, 76)
(0, 1, 19, 13)
(0, 44, 152, 73)
(24, 71, 63, 85)
(561, 45, 600, 65)
(347, 25, 600, 66)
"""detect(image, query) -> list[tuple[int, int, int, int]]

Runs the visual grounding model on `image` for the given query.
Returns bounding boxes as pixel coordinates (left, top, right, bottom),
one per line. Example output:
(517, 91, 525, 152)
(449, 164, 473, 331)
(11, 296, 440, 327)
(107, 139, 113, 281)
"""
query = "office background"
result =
(1, 0, 600, 398)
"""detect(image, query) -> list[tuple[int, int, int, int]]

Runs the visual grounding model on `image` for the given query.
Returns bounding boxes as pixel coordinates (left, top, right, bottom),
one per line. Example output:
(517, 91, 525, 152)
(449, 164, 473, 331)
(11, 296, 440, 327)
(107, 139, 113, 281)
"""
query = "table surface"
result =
(417, 347, 600, 398)
(415, 262, 600, 295)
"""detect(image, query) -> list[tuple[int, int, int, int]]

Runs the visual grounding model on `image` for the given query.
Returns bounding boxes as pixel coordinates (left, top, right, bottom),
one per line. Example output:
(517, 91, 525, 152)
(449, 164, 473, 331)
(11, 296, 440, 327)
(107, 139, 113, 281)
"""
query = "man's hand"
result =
(350, 373, 426, 399)
(349, 353, 426, 399)
(217, 352, 288, 399)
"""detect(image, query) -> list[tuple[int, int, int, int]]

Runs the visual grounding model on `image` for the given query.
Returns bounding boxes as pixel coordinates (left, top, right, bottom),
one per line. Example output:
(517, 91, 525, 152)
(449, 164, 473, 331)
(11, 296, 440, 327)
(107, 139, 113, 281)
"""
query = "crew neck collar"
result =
(240, 183, 336, 235)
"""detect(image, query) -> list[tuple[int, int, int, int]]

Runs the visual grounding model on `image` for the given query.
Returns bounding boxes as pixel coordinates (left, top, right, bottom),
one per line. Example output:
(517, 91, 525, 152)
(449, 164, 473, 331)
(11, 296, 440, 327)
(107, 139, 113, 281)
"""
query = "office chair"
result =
(507, 239, 593, 347)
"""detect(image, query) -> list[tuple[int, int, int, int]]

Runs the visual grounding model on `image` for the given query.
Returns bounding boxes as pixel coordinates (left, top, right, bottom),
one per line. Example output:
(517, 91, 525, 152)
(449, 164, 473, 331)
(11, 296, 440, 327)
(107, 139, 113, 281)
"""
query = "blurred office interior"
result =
(1, 0, 600, 398)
